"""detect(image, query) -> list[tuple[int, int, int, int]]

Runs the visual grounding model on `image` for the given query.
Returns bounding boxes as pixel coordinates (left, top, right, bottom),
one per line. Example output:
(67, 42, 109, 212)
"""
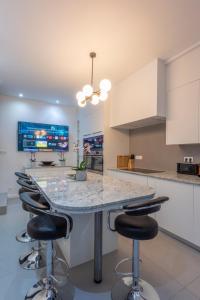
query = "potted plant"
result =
(73, 161, 87, 181)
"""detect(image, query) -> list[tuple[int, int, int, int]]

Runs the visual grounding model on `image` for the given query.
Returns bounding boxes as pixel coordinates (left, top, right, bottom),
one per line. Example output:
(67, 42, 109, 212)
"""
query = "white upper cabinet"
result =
(166, 81, 200, 145)
(167, 46, 200, 91)
(110, 59, 166, 129)
(166, 46, 200, 145)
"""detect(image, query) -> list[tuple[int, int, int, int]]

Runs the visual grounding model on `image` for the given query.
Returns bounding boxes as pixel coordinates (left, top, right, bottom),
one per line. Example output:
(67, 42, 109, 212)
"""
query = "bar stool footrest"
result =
(115, 257, 142, 277)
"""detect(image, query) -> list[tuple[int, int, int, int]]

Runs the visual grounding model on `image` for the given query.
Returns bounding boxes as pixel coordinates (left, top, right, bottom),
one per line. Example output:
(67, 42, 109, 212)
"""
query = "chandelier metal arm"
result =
(84, 89, 101, 102)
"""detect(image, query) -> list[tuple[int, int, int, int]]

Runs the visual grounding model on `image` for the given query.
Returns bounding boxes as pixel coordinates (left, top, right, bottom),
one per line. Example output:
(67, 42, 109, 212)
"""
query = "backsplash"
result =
(130, 123, 200, 171)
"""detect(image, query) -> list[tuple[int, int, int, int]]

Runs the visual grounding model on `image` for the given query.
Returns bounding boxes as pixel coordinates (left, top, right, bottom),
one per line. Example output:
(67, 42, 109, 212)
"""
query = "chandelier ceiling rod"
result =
(90, 52, 96, 87)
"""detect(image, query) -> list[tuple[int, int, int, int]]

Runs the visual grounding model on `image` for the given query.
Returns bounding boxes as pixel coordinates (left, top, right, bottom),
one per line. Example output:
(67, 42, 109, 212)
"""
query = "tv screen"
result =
(83, 135, 103, 155)
(18, 121, 69, 152)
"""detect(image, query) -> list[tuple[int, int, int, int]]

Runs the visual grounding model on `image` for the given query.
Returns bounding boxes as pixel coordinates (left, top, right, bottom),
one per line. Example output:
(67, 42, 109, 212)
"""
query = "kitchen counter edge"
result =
(107, 168, 200, 186)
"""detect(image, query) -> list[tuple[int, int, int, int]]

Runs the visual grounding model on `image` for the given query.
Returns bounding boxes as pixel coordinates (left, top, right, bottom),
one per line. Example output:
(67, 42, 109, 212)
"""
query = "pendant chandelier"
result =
(76, 52, 111, 107)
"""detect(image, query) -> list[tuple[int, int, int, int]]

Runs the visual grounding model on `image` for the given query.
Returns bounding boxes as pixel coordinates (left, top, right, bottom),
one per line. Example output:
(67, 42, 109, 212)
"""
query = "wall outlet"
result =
(135, 155, 143, 160)
(184, 156, 194, 163)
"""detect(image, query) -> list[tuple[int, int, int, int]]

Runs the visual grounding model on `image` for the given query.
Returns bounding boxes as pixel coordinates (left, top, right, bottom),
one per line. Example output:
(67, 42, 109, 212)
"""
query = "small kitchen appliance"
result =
(177, 163, 199, 175)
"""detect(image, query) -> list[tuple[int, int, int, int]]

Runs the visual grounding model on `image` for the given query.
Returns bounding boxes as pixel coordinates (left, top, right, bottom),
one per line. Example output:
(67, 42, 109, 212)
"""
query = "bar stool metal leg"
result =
(25, 241, 60, 300)
(111, 240, 160, 300)
(19, 240, 46, 270)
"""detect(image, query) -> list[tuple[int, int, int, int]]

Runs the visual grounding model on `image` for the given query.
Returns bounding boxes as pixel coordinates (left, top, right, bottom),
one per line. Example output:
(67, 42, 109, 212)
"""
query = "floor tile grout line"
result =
(169, 286, 186, 300)
(182, 273, 200, 299)
(140, 232, 200, 286)
(141, 251, 185, 289)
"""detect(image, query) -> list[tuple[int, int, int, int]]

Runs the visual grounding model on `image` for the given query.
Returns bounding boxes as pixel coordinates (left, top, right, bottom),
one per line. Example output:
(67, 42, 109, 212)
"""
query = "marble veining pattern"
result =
(28, 171, 155, 212)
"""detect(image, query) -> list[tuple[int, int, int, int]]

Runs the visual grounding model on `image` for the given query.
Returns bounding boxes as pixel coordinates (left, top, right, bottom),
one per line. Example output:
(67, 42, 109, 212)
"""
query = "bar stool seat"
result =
(115, 215, 158, 240)
(28, 215, 72, 241)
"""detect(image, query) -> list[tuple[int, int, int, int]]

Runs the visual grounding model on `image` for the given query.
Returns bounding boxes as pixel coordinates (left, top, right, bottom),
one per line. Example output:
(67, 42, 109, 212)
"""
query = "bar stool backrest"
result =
(20, 192, 72, 238)
(123, 196, 169, 216)
(15, 172, 29, 180)
(17, 178, 38, 191)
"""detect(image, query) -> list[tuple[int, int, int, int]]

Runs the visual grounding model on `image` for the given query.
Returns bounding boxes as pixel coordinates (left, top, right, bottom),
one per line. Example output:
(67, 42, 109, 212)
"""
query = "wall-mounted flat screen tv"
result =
(18, 121, 69, 152)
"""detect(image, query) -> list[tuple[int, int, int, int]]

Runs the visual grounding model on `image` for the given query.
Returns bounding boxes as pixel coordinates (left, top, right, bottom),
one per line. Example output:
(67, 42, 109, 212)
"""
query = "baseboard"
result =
(0, 193, 7, 215)
(159, 227, 200, 252)
(7, 193, 18, 200)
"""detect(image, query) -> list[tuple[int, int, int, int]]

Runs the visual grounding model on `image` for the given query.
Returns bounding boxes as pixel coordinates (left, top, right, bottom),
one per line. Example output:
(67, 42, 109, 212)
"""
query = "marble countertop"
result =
(109, 168, 200, 185)
(27, 170, 155, 213)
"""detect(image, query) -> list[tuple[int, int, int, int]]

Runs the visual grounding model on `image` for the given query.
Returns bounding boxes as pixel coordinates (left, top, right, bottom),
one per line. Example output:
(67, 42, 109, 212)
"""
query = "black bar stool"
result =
(15, 176, 39, 243)
(108, 196, 169, 300)
(20, 192, 73, 300)
(15, 171, 30, 180)
(19, 192, 50, 270)
(17, 178, 39, 192)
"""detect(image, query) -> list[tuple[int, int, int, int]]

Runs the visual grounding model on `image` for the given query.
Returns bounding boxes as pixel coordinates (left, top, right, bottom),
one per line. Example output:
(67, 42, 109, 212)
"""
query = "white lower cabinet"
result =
(148, 177, 195, 244)
(108, 170, 200, 247)
(194, 185, 200, 247)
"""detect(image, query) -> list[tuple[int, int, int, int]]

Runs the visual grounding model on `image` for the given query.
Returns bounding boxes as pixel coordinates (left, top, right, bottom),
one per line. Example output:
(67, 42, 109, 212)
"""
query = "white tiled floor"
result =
(1, 199, 200, 299)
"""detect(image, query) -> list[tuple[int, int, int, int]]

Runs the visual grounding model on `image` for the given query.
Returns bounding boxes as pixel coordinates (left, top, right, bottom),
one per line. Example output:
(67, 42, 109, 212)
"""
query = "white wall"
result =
(0, 95, 78, 195)
(103, 96, 130, 170)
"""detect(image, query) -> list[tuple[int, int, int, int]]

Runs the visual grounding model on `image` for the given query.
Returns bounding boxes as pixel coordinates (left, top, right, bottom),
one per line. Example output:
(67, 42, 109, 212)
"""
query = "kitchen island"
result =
(26, 167, 155, 283)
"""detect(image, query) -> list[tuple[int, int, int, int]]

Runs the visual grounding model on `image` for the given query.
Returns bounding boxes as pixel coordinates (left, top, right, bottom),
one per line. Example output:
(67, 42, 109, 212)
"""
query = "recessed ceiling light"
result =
(56, 99, 60, 104)
(19, 93, 23, 98)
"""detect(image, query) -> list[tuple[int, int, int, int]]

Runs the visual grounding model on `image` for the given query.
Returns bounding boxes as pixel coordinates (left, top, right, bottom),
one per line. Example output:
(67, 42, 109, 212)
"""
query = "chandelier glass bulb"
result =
(99, 79, 112, 92)
(76, 91, 85, 102)
(78, 98, 86, 107)
(99, 91, 108, 101)
(83, 84, 93, 97)
(91, 94, 99, 105)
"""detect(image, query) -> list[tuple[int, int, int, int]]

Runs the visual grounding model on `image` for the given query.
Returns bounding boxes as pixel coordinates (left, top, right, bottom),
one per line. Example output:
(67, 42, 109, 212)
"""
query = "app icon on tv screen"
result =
(18, 121, 69, 152)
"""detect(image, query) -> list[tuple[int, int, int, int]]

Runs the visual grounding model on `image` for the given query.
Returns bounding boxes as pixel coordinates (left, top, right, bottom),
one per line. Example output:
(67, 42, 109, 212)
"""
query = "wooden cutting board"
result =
(117, 155, 130, 169)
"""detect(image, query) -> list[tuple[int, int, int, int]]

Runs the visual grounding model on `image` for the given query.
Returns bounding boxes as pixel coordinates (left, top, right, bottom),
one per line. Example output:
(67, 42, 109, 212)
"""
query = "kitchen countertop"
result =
(108, 168, 200, 186)
(24, 164, 72, 170)
(27, 170, 155, 213)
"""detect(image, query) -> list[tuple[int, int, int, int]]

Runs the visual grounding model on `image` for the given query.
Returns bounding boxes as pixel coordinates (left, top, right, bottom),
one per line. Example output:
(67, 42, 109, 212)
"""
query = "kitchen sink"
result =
(120, 168, 164, 174)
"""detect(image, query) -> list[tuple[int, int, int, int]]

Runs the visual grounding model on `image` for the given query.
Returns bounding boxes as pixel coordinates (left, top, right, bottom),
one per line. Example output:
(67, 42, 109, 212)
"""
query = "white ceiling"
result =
(0, 0, 200, 106)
